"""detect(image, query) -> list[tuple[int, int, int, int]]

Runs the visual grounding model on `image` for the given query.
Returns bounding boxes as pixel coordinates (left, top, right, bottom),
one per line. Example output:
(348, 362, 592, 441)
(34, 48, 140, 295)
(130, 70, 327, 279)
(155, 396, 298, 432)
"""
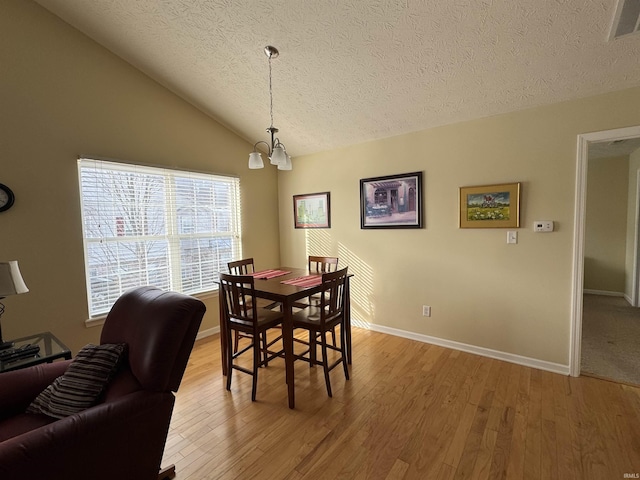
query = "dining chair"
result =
(292, 266, 350, 398)
(308, 255, 339, 273)
(295, 255, 340, 345)
(219, 273, 284, 401)
(227, 258, 256, 353)
(227, 257, 255, 275)
(227, 258, 280, 353)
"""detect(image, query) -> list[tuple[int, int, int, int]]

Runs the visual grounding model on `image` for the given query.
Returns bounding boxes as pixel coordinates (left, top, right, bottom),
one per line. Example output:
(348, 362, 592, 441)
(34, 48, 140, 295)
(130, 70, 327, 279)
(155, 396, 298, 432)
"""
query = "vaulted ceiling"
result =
(34, 0, 640, 157)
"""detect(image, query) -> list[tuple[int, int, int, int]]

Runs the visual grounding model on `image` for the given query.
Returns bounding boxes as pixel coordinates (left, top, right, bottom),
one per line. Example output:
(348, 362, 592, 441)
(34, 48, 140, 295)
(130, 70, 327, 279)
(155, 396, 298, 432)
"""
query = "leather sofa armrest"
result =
(0, 361, 71, 419)
(0, 390, 175, 480)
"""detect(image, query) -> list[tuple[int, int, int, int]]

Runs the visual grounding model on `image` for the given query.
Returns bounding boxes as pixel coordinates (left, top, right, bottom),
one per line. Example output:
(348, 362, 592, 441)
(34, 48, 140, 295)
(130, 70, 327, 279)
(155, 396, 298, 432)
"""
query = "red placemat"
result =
(281, 275, 322, 287)
(250, 269, 290, 279)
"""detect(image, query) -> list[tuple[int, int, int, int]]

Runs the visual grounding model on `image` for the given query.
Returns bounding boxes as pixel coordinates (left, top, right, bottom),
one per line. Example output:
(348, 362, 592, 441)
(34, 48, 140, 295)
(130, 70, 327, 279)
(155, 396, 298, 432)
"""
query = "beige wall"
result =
(584, 156, 629, 293)
(279, 87, 640, 367)
(5, 0, 640, 369)
(625, 147, 640, 301)
(0, 0, 280, 353)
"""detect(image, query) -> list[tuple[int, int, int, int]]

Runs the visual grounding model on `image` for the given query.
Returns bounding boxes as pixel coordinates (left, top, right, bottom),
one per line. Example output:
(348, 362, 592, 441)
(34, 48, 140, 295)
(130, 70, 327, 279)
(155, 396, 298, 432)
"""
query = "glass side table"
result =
(0, 331, 72, 373)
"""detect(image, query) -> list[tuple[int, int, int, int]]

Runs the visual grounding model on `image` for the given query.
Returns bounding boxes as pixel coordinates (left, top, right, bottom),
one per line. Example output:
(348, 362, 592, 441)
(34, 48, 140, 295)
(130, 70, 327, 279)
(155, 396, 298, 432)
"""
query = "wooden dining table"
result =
(218, 266, 353, 409)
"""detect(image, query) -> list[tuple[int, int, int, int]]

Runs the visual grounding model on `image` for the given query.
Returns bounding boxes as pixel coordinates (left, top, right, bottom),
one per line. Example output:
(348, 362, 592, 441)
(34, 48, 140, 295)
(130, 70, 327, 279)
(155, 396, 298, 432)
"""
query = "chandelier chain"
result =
(269, 55, 274, 129)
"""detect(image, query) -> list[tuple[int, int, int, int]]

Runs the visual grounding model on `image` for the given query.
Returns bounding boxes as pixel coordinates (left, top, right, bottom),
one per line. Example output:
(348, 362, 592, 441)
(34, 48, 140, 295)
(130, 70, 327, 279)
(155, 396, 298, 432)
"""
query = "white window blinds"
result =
(78, 158, 241, 317)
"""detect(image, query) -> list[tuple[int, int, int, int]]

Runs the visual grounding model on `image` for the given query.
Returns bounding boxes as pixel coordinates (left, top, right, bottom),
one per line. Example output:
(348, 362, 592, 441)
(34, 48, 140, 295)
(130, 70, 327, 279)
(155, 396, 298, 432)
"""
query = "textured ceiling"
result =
(33, 0, 640, 158)
(589, 137, 640, 159)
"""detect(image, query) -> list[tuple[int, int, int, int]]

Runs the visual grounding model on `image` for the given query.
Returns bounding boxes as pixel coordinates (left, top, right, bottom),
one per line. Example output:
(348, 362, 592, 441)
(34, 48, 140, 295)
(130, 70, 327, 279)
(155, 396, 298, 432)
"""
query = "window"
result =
(78, 158, 241, 317)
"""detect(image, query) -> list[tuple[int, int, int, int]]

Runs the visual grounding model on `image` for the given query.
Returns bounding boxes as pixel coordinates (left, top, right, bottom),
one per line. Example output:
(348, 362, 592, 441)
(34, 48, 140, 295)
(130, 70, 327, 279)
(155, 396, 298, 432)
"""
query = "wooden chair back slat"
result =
(228, 258, 255, 275)
(319, 267, 347, 326)
(219, 273, 257, 326)
(309, 256, 339, 273)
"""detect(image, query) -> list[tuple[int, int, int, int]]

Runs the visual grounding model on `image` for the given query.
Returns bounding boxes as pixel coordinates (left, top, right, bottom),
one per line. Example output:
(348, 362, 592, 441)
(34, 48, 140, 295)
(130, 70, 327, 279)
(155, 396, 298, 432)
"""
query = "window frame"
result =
(77, 157, 241, 319)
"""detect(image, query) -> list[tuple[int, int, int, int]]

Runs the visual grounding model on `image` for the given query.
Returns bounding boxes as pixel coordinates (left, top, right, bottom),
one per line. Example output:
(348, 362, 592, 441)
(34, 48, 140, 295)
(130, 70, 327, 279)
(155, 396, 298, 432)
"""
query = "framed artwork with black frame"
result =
(293, 191, 331, 228)
(360, 172, 423, 229)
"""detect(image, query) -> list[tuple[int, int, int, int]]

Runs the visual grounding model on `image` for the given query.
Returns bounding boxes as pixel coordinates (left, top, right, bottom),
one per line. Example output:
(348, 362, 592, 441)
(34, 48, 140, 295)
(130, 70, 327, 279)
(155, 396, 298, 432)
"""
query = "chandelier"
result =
(248, 46, 292, 171)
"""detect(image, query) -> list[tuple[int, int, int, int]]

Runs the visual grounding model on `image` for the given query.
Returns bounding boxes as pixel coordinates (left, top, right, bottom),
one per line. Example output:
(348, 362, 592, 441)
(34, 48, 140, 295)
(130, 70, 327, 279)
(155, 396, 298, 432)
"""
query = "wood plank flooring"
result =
(162, 328, 640, 479)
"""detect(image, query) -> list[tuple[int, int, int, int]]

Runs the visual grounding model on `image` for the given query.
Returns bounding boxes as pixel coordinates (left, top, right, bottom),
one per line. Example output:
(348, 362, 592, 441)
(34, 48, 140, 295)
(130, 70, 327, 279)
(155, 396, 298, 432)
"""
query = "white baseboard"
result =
(363, 322, 570, 376)
(196, 326, 219, 340)
(199, 321, 569, 376)
(583, 289, 624, 297)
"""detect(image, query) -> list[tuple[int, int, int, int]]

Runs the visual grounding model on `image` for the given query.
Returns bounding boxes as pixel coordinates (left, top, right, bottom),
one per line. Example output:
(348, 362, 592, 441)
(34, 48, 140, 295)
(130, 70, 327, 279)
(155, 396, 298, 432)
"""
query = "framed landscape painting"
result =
(459, 182, 521, 228)
(360, 172, 423, 229)
(293, 192, 331, 228)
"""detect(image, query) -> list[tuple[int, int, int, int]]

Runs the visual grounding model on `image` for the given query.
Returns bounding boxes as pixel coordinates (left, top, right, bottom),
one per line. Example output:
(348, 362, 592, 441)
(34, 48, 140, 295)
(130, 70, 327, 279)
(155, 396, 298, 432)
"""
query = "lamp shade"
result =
(0, 261, 29, 297)
(248, 151, 264, 169)
(270, 146, 287, 166)
(278, 154, 292, 171)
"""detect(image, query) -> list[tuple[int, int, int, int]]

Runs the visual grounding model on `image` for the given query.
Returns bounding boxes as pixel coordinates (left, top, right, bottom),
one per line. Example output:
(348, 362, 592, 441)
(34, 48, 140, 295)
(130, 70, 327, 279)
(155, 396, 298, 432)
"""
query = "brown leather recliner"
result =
(0, 286, 206, 480)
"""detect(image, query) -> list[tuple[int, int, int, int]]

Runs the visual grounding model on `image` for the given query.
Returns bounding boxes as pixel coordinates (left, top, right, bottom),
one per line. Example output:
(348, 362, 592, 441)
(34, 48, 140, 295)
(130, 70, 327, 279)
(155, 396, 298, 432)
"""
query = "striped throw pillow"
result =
(27, 343, 126, 419)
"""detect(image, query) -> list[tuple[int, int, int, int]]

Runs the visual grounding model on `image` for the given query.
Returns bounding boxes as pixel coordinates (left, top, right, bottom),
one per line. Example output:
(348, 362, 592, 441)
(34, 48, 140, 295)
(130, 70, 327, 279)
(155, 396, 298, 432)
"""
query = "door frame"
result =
(634, 169, 640, 307)
(570, 125, 640, 376)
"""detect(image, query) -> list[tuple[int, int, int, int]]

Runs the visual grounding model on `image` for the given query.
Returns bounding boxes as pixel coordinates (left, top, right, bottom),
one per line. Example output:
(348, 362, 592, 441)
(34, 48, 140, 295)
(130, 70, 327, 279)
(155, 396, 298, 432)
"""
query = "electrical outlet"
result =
(422, 305, 431, 317)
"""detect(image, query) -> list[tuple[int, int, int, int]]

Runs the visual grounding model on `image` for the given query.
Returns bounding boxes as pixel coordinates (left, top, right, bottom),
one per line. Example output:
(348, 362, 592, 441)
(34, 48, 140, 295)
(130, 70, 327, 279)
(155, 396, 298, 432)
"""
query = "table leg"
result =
(345, 276, 352, 365)
(283, 298, 295, 409)
(219, 291, 228, 376)
(43, 334, 53, 356)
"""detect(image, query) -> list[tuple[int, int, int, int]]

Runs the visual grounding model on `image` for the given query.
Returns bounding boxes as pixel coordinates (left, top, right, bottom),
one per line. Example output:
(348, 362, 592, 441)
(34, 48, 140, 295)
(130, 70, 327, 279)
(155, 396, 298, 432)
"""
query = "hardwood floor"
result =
(162, 328, 640, 479)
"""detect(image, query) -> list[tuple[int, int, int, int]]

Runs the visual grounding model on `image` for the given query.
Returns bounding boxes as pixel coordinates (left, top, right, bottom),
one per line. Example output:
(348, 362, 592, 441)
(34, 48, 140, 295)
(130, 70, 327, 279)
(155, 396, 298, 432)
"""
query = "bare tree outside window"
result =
(78, 159, 241, 317)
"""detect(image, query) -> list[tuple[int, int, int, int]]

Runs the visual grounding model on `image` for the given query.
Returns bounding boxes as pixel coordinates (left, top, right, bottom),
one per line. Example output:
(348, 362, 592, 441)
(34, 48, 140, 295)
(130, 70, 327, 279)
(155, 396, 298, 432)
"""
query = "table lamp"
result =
(0, 261, 29, 350)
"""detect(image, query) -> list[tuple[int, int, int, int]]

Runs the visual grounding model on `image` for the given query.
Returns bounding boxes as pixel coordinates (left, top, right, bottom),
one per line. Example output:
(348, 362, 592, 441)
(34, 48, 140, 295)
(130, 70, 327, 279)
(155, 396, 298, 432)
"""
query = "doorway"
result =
(571, 125, 640, 379)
